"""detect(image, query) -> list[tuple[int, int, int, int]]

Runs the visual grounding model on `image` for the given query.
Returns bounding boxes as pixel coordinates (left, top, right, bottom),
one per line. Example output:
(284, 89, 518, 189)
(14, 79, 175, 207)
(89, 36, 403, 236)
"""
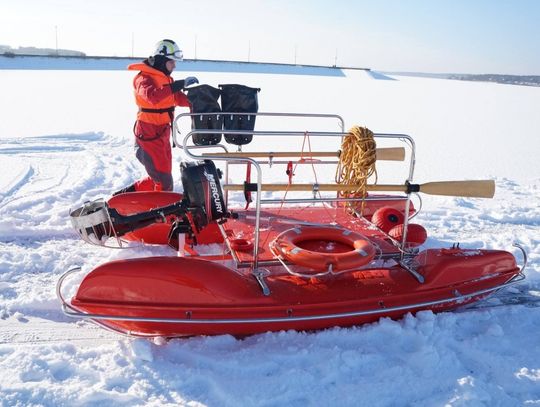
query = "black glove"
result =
(170, 80, 185, 93)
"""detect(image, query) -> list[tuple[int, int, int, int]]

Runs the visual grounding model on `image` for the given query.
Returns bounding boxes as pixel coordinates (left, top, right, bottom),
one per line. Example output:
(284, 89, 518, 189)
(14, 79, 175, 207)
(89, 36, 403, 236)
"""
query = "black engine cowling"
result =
(181, 160, 226, 228)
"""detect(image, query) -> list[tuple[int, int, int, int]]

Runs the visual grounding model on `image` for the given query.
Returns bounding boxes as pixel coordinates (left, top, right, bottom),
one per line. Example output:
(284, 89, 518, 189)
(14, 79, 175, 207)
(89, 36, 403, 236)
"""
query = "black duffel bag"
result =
(219, 84, 261, 146)
(186, 85, 223, 146)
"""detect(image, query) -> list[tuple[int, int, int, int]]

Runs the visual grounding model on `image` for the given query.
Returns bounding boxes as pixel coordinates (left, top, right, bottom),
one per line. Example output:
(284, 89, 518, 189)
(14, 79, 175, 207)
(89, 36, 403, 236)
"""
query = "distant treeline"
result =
(386, 71, 540, 87)
(448, 74, 540, 87)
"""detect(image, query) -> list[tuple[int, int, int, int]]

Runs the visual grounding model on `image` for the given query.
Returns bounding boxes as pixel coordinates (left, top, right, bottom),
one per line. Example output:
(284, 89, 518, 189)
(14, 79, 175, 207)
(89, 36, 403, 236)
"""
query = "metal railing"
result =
(173, 112, 416, 272)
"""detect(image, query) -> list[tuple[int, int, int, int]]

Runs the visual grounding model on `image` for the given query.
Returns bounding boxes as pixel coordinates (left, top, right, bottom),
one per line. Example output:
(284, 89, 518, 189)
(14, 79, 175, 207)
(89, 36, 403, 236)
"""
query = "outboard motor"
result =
(69, 198, 189, 245)
(69, 160, 229, 246)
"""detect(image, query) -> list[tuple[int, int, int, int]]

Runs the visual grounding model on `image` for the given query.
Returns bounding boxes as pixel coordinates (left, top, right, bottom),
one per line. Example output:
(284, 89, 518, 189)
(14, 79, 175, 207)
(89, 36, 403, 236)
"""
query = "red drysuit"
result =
(127, 62, 190, 191)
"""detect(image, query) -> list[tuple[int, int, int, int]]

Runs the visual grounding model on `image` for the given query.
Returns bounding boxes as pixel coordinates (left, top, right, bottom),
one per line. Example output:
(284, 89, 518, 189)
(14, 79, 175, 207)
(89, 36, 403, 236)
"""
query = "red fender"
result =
(371, 206, 405, 233)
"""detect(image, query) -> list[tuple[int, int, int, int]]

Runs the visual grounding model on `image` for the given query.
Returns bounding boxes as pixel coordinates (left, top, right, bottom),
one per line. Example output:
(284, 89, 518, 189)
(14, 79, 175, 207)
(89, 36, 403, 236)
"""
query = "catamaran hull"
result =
(63, 250, 519, 338)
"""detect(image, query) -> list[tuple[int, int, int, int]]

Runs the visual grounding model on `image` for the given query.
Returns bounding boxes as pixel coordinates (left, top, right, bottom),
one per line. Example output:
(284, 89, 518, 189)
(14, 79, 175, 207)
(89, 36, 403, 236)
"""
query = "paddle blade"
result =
(375, 147, 405, 161)
(420, 180, 495, 198)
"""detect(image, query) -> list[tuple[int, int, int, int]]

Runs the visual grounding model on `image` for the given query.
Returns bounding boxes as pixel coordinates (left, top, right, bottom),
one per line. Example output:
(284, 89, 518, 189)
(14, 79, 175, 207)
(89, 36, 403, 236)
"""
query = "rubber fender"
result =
(389, 223, 428, 246)
(371, 206, 405, 233)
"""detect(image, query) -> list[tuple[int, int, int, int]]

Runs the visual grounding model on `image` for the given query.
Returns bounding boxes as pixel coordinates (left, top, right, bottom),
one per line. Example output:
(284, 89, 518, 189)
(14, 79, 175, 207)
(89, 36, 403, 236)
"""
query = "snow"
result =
(1, 59, 540, 406)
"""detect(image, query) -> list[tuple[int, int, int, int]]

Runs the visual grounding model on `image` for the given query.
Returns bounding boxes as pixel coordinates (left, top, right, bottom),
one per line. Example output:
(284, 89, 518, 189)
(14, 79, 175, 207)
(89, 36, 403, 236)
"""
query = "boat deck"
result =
(222, 205, 400, 265)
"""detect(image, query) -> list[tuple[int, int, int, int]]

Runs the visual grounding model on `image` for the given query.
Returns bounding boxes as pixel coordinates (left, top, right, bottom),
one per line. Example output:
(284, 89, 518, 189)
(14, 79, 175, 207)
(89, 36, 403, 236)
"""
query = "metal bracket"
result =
(312, 183, 320, 199)
(398, 260, 425, 283)
(253, 268, 271, 296)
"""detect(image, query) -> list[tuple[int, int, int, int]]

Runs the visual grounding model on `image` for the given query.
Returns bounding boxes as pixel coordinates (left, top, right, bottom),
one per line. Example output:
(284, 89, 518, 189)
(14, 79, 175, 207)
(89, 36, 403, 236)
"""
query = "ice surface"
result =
(0, 60, 539, 406)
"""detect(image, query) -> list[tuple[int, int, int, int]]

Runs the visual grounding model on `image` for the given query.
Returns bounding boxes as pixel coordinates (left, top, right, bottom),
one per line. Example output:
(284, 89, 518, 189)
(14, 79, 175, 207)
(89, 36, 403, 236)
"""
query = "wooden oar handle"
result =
(202, 147, 405, 161)
(223, 180, 495, 198)
(224, 183, 401, 192)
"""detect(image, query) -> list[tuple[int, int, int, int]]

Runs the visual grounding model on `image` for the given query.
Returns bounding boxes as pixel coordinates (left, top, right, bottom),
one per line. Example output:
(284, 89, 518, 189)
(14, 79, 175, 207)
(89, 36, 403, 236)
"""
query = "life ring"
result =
(270, 226, 376, 272)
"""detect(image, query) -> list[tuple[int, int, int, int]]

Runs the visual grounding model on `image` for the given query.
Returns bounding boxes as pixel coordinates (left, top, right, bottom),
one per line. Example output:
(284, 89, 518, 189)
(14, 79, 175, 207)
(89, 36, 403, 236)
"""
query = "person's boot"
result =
(112, 183, 136, 196)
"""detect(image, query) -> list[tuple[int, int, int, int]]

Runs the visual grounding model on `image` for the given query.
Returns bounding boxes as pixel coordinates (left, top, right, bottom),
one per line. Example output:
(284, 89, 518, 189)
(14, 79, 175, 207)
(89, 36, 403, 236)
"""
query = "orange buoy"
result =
(371, 206, 405, 232)
(389, 223, 427, 247)
(270, 226, 376, 272)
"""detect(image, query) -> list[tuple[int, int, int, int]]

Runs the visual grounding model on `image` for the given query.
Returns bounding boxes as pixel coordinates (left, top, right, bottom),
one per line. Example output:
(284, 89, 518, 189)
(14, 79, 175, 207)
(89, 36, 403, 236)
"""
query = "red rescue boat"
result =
(58, 113, 526, 338)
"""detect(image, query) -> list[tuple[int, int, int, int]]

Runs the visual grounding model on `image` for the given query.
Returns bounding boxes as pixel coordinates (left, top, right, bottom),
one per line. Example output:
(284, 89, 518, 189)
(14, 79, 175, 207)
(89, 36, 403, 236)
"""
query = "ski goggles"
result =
(164, 49, 183, 61)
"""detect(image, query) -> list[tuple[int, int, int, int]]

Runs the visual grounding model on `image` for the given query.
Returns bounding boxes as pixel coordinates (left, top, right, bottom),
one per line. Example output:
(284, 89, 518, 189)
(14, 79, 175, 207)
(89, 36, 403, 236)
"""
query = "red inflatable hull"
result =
(64, 194, 519, 338)
(70, 249, 518, 337)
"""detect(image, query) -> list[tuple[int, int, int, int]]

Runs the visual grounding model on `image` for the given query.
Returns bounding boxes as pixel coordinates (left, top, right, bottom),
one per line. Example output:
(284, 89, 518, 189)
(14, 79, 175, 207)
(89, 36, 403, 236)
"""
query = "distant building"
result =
(0, 44, 86, 57)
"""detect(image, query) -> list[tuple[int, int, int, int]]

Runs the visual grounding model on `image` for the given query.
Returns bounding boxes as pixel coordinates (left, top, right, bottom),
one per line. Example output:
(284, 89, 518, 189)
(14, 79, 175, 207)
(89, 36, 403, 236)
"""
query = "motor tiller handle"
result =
(108, 200, 189, 236)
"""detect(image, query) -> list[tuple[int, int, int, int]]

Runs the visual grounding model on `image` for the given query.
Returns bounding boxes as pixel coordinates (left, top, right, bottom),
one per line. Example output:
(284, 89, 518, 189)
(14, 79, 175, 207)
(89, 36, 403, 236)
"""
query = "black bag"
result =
(186, 85, 223, 146)
(219, 84, 260, 146)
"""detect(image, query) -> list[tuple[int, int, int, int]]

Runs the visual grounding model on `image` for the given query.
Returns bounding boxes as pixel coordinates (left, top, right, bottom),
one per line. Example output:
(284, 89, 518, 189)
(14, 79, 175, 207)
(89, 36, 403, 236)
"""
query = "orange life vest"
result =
(128, 62, 176, 126)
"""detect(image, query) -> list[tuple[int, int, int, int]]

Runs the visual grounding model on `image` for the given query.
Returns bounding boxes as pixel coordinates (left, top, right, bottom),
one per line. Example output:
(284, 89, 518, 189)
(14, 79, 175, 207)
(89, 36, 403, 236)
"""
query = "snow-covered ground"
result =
(0, 61, 539, 406)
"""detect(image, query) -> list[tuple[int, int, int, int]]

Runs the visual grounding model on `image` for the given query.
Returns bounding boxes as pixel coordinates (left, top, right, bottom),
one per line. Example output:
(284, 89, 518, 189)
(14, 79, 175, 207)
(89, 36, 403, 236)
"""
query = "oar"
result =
(202, 147, 406, 161)
(403, 180, 495, 198)
(223, 180, 496, 198)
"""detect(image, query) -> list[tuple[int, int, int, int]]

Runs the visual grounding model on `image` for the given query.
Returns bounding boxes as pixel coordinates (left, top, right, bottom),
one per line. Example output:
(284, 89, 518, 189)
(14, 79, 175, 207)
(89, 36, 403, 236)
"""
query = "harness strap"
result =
(139, 107, 175, 114)
(134, 105, 176, 142)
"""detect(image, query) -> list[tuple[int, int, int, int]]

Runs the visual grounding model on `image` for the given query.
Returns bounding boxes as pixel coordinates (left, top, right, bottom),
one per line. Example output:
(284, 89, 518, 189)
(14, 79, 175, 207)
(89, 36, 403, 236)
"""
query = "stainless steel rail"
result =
(172, 111, 345, 148)
(57, 265, 526, 327)
(180, 126, 415, 274)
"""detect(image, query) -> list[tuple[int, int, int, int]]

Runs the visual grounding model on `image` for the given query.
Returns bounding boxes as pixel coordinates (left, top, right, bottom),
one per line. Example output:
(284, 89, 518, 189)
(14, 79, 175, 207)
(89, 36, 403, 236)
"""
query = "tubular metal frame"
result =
(175, 112, 416, 273)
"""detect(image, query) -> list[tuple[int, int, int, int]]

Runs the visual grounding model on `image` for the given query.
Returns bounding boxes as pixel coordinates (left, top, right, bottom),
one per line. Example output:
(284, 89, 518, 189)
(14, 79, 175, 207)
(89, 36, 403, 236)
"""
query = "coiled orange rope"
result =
(335, 126, 377, 212)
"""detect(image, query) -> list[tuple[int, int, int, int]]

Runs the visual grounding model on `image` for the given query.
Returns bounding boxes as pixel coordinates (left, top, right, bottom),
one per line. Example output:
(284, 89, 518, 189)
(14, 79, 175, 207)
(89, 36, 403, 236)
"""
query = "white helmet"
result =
(153, 39, 183, 61)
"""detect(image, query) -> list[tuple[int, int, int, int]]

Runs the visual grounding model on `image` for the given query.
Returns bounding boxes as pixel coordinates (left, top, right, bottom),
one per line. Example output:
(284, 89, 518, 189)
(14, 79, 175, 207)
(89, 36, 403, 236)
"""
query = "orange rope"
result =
(335, 126, 378, 214)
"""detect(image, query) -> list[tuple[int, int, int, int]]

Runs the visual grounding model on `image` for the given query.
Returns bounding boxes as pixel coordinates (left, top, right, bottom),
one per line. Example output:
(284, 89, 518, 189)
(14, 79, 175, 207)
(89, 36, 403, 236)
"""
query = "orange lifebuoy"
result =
(270, 226, 376, 272)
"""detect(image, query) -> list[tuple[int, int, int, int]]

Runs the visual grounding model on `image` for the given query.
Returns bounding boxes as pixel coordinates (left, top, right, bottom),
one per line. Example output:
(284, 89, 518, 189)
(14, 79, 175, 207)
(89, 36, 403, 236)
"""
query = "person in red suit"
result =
(113, 39, 198, 195)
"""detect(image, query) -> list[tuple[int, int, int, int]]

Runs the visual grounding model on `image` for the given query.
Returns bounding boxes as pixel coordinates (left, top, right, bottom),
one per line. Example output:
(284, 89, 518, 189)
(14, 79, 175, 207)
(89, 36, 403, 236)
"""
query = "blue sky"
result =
(1, 0, 539, 74)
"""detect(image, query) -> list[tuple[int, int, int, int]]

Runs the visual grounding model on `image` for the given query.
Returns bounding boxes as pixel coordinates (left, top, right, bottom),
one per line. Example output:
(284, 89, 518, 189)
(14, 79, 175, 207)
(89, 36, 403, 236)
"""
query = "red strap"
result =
(244, 162, 252, 209)
(286, 161, 294, 184)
